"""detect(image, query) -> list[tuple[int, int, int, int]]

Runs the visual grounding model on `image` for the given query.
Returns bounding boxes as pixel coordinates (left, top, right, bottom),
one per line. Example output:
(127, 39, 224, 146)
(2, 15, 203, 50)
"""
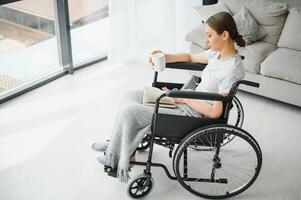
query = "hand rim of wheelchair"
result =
(126, 173, 154, 199)
(137, 96, 245, 152)
(172, 124, 262, 199)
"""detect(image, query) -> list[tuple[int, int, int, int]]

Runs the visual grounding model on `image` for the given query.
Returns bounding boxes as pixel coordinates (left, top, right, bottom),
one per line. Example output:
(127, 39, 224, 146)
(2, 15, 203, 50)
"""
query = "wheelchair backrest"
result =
(220, 80, 260, 122)
(219, 81, 241, 122)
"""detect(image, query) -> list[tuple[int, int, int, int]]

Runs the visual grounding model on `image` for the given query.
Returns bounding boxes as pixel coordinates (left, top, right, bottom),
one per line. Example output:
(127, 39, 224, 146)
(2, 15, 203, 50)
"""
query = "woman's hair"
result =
(206, 12, 246, 47)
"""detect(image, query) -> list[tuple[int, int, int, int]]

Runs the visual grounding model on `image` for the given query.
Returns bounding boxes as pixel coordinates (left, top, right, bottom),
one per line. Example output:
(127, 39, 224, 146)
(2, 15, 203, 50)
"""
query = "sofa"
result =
(185, 0, 301, 107)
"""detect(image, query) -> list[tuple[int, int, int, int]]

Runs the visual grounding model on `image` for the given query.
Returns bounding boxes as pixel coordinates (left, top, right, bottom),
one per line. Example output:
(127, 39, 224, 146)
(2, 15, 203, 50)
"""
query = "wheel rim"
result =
(228, 96, 244, 128)
(174, 125, 262, 199)
(128, 175, 153, 198)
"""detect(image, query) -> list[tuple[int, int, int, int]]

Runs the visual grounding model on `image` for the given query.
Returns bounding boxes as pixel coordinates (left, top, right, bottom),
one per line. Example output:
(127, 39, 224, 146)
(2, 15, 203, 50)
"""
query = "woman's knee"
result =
(121, 105, 140, 118)
(121, 105, 152, 122)
(122, 90, 143, 102)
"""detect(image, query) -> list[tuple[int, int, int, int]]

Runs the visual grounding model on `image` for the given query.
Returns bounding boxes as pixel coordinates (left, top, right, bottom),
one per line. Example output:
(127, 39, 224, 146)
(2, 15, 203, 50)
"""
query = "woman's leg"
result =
(102, 89, 188, 182)
(92, 90, 145, 152)
(105, 101, 153, 182)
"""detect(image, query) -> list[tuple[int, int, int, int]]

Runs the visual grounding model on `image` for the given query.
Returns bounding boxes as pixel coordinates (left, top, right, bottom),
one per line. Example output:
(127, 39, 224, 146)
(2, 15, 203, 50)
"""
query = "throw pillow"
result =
(194, 3, 231, 22)
(233, 6, 268, 45)
(219, 0, 288, 45)
(278, 8, 301, 51)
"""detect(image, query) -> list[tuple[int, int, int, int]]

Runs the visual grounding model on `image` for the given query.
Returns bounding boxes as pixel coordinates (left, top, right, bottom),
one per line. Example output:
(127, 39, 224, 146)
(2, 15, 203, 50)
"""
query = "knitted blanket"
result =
(104, 90, 187, 182)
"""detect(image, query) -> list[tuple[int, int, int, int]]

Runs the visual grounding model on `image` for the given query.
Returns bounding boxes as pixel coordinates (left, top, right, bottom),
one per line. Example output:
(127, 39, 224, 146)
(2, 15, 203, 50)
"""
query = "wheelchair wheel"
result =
(173, 124, 262, 199)
(127, 173, 154, 199)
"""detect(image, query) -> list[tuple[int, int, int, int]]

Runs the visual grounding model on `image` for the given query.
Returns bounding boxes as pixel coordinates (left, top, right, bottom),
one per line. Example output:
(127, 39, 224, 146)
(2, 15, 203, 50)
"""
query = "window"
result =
(0, 0, 108, 103)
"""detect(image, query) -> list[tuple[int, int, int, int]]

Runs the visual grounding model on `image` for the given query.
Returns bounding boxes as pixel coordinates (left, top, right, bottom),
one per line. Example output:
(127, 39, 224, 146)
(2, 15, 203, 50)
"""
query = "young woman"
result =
(92, 12, 246, 182)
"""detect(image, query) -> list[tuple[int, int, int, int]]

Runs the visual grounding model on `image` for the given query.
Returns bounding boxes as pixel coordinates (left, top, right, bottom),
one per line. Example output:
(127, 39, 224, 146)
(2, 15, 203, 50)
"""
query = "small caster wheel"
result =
(126, 173, 154, 199)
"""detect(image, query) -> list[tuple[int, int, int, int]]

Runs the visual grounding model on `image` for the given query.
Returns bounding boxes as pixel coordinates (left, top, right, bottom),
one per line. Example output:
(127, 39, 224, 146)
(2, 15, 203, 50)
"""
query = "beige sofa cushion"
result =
(220, 0, 288, 45)
(278, 8, 301, 51)
(260, 48, 301, 84)
(237, 41, 276, 73)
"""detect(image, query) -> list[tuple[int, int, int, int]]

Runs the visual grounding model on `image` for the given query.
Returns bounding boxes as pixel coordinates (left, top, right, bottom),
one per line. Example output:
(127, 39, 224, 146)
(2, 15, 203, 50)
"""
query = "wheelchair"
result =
(104, 61, 262, 199)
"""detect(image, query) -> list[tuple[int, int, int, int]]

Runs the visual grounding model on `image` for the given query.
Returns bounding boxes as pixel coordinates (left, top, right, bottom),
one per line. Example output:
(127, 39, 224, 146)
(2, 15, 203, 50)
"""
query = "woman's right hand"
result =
(148, 50, 164, 69)
(161, 86, 169, 92)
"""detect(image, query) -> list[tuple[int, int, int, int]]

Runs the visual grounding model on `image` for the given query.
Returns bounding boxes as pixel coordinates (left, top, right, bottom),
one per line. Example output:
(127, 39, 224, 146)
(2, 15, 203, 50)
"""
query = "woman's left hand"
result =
(162, 87, 185, 104)
(161, 87, 169, 92)
(174, 97, 185, 104)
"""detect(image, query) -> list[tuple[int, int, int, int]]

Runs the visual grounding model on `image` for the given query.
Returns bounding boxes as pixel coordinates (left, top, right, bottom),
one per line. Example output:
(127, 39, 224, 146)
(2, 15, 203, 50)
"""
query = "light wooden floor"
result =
(0, 61, 301, 200)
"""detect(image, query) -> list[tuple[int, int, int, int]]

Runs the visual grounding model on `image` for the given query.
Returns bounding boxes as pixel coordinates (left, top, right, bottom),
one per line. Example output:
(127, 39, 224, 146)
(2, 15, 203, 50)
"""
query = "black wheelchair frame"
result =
(104, 61, 262, 199)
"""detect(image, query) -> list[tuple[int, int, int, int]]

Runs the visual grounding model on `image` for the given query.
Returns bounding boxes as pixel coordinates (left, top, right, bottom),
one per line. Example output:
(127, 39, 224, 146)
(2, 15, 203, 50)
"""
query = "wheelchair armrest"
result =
(166, 90, 226, 102)
(165, 62, 206, 71)
(153, 82, 184, 90)
(152, 62, 205, 87)
(164, 55, 244, 71)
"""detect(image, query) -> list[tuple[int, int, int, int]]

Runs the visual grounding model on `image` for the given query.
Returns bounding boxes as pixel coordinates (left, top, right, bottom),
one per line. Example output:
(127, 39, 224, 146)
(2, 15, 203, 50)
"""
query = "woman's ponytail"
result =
(235, 34, 246, 47)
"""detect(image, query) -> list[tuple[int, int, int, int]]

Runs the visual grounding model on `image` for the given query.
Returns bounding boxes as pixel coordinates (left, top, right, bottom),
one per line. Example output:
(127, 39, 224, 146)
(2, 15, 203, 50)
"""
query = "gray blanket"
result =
(105, 90, 188, 182)
(105, 76, 203, 182)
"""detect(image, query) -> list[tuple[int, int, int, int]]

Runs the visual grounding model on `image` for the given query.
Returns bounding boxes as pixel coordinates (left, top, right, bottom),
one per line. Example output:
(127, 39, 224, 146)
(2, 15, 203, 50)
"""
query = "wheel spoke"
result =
(131, 186, 139, 189)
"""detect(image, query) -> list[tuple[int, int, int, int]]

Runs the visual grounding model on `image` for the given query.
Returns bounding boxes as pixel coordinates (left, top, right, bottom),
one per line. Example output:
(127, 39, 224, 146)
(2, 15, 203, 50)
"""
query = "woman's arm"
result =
(175, 92, 228, 119)
(149, 50, 208, 66)
(184, 99, 223, 118)
(165, 52, 208, 64)
(162, 87, 223, 119)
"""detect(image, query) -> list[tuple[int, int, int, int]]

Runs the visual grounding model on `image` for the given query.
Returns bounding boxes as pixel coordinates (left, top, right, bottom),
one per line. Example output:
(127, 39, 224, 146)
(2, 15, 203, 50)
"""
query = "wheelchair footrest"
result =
(104, 166, 132, 178)
(104, 166, 117, 178)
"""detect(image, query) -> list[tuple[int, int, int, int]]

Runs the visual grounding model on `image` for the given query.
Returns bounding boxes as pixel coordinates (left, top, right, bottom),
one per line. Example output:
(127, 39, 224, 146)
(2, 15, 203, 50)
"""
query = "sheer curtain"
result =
(108, 0, 202, 65)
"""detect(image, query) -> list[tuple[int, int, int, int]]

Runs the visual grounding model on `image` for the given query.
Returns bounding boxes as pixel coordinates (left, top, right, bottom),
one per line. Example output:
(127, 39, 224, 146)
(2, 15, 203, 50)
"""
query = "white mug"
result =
(151, 53, 166, 72)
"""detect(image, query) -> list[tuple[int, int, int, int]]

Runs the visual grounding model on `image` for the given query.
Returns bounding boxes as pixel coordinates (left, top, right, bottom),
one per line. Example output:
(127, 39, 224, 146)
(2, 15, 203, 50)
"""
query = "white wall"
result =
(175, 0, 203, 52)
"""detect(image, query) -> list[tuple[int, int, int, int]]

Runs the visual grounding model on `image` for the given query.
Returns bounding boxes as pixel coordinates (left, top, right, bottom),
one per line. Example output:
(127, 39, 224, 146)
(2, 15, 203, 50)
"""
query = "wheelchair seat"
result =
(152, 113, 226, 142)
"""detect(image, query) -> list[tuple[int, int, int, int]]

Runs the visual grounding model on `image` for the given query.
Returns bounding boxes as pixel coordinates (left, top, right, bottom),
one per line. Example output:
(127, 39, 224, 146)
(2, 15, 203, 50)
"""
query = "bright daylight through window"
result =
(0, 0, 108, 102)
